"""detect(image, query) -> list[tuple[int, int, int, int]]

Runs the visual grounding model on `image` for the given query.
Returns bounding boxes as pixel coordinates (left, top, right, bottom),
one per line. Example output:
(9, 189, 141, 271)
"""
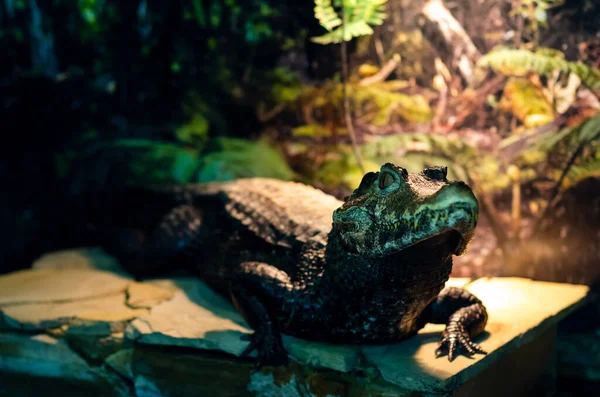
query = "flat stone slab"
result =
(0, 265, 176, 332)
(126, 278, 253, 358)
(0, 333, 92, 378)
(363, 277, 589, 393)
(0, 332, 129, 397)
(126, 282, 176, 309)
(0, 268, 132, 306)
(125, 276, 589, 393)
(1, 293, 148, 331)
(0, 253, 590, 395)
(31, 247, 125, 274)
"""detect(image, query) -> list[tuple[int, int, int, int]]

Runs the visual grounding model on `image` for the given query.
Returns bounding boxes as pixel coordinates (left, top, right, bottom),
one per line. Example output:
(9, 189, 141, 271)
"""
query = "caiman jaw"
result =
(379, 192, 478, 256)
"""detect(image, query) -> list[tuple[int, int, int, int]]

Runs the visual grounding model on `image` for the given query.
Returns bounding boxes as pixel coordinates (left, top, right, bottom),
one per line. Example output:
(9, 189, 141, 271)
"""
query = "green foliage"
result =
(352, 84, 432, 124)
(78, 0, 100, 27)
(110, 140, 201, 184)
(58, 140, 202, 185)
(478, 48, 600, 90)
(268, 67, 303, 103)
(510, 0, 564, 32)
(176, 92, 227, 147)
(311, 133, 509, 193)
(175, 114, 210, 148)
(498, 78, 555, 127)
(188, 0, 277, 44)
(567, 154, 600, 185)
(197, 137, 294, 182)
(500, 113, 600, 187)
(311, 0, 388, 44)
(290, 80, 431, 135)
(316, 149, 380, 189)
(59, 137, 294, 187)
(313, 0, 343, 31)
(360, 133, 510, 192)
(525, 113, 600, 155)
(292, 124, 344, 137)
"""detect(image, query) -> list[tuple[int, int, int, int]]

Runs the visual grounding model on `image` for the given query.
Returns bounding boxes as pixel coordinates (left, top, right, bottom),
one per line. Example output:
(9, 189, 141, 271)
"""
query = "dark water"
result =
(0, 373, 124, 397)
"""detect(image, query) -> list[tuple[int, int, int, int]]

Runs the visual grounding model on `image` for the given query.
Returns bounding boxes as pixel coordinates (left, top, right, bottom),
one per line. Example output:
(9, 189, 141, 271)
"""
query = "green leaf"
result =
(352, 0, 387, 26)
(311, 20, 374, 44)
(171, 149, 201, 182)
(292, 124, 332, 137)
(351, 84, 432, 124)
(313, 0, 342, 32)
(577, 113, 600, 143)
(506, 113, 600, 168)
(311, 0, 389, 44)
(478, 48, 600, 90)
(175, 114, 210, 149)
(567, 155, 600, 185)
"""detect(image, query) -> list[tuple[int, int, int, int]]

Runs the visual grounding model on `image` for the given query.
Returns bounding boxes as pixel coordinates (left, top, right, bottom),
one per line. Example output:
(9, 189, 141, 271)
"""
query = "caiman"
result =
(90, 163, 488, 366)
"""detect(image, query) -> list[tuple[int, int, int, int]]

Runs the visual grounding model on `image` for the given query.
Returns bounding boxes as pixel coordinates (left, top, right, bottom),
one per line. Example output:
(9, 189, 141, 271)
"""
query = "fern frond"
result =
(311, 0, 388, 44)
(505, 112, 600, 167)
(352, 0, 387, 27)
(313, 0, 342, 32)
(478, 48, 600, 89)
(569, 61, 600, 91)
(566, 155, 600, 185)
(361, 133, 507, 191)
(576, 112, 600, 144)
(311, 20, 374, 44)
(540, 112, 600, 152)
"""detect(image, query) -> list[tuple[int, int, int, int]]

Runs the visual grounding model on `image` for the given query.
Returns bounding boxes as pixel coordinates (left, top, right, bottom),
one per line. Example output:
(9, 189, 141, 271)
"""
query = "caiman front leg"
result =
(230, 261, 292, 367)
(424, 286, 488, 361)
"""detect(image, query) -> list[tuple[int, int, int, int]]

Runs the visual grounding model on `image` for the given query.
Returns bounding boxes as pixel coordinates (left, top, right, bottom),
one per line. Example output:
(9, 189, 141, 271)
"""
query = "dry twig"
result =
(359, 54, 401, 86)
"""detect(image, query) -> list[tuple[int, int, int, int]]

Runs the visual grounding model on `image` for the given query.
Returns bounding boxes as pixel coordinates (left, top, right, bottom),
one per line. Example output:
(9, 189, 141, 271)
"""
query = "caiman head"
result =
(332, 163, 479, 258)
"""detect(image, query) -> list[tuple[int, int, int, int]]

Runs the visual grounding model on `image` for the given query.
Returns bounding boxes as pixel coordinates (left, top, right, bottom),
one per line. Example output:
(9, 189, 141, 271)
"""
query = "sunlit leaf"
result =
(478, 48, 600, 90)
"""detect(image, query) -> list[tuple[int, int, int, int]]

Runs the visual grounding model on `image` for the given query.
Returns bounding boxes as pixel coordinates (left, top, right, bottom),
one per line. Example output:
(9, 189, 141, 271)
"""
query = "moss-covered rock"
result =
(197, 137, 295, 182)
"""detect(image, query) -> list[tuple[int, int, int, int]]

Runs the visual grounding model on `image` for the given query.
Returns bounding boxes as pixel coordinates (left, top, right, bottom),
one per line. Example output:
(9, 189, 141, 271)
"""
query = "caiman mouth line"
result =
(377, 203, 476, 231)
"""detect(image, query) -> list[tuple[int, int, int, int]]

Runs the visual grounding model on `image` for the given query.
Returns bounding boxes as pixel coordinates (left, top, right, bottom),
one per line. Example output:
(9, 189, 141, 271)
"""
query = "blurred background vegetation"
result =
(1, 0, 600, 284)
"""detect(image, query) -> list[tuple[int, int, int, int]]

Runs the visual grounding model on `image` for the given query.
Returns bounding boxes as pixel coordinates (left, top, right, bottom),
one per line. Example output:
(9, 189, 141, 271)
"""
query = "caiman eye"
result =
(379, 172, 395, 190)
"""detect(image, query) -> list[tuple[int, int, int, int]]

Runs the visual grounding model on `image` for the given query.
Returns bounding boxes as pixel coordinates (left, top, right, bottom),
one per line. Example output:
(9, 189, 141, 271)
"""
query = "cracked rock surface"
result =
(0, 248, 591, 396)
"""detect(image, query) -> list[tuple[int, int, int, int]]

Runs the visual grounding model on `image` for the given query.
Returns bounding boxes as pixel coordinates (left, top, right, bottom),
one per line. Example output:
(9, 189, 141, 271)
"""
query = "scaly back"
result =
(171, 178, 343, 249)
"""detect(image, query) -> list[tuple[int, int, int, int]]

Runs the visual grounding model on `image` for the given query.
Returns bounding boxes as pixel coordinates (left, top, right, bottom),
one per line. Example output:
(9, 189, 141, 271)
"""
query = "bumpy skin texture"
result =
(97, 163, 488, 366)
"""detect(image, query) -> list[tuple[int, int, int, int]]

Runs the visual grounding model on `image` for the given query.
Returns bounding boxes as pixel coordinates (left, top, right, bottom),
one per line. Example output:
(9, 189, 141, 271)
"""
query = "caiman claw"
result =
(240, 324, 288, 368)
(435, 323, 487, 362)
